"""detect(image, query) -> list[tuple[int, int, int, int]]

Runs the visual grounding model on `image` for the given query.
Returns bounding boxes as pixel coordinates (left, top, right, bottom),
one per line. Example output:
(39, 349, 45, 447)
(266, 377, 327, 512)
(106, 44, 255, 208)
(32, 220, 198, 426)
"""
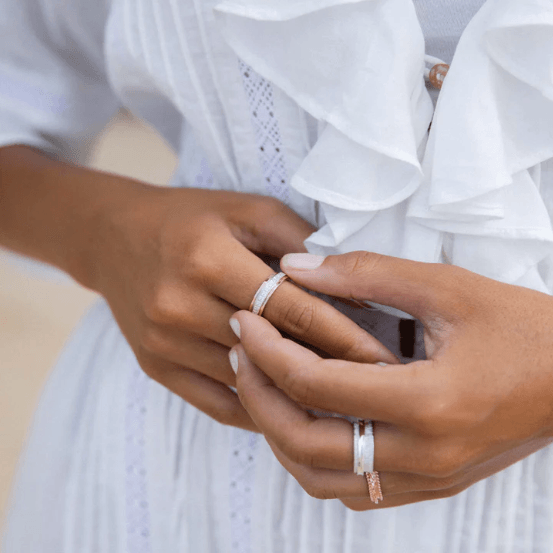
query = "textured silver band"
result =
(354, 420, 375, 475)
(360, 420, 375, 474)
(249, 272, 289, 316)
(353, 420, 361, 475)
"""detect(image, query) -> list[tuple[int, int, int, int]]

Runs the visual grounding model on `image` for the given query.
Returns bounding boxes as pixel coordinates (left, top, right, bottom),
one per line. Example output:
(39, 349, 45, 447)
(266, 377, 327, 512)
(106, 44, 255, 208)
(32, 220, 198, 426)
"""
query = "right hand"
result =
(93, 186, 398, 431)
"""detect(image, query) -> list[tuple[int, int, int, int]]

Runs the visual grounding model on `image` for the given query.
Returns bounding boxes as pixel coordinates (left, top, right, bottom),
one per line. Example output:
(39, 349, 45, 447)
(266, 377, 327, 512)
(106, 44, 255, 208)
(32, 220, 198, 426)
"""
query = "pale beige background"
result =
(0, 112, 178, 532)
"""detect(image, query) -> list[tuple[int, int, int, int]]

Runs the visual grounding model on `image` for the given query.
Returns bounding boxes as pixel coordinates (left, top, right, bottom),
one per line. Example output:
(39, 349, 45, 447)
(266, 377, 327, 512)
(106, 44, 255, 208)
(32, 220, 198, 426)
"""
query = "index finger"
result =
(281, 251, 461, 322)
(210, 239, 399, 364)
(232, 310, 431, 425)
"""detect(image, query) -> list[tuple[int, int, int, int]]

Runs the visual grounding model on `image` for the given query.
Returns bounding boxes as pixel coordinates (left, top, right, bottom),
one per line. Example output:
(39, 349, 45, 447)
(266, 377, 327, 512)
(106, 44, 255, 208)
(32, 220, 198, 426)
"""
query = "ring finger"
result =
(268, 439, 465, 501)
(233, 345, 460, 491)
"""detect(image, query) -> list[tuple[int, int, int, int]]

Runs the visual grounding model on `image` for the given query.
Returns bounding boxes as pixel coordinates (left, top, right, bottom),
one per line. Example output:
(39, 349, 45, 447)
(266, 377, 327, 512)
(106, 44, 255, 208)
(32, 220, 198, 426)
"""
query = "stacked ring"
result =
(353, 420, 383, 504)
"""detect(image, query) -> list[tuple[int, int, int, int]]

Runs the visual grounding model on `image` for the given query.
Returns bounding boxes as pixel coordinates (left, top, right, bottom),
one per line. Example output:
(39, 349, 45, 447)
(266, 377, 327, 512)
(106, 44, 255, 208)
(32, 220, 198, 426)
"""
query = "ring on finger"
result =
(353, 420, 383, 504)
(249, 272, 289, 317)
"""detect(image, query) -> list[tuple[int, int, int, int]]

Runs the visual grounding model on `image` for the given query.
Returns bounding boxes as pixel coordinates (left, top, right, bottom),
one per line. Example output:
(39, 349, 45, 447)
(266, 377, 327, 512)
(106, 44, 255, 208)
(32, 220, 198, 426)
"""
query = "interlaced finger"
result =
(147, 293, 239, 348)
(233, 311, 434, 424)
(138, 353, 257, 432)
(209, 238, 398, 364)
(233, 344, 436, 475)
(281, 251, 466, 323)
(269, 441, 470, 506)
(140, 328, 236, 386)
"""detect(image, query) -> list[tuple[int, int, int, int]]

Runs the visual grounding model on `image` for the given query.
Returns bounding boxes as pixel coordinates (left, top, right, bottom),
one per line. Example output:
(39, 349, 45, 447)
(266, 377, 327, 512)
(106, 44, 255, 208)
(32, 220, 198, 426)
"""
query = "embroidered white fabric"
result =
(238, 59, 290, 204)
(125, 365, 152, 553)
(229, 430, 259, 553)
(227, 60, 290, 553)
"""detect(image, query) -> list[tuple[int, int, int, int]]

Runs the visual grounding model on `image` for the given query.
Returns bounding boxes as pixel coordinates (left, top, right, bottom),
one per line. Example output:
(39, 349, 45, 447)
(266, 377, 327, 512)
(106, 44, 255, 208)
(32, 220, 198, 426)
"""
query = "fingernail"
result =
(282, 253, 326, 270)
(229, 318, 241, 339)
(229, 349, 239, 374)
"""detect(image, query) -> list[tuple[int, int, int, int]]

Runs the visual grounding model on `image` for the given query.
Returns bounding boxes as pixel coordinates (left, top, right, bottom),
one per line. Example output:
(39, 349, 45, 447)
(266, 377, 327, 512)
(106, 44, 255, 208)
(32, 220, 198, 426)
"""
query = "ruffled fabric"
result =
(409, 0, 553, 291)
(214, 0, 434, 262)
(214, 0, 553, 294)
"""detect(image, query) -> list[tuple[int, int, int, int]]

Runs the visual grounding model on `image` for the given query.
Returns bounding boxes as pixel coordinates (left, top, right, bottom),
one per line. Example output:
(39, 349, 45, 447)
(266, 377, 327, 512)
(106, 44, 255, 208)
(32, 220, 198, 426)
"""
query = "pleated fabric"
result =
(4, 301, 553, 552)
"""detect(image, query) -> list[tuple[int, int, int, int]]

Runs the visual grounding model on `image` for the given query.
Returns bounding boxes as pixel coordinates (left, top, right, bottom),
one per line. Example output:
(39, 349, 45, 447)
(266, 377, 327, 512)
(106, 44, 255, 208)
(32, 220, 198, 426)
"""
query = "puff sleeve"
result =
(0, 0, 120, 161)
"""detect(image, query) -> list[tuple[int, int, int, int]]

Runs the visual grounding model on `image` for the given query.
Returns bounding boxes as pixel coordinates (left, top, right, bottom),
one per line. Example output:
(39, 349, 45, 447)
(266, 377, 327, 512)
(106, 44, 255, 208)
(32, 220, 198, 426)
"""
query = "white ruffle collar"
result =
(214, 0, 553, 294)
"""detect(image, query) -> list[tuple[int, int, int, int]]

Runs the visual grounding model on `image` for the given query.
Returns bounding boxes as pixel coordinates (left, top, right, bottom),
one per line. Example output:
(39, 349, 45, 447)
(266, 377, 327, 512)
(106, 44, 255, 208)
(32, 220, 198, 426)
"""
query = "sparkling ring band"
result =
(353, 420, 383, 504)
(249, 272, 289, 316)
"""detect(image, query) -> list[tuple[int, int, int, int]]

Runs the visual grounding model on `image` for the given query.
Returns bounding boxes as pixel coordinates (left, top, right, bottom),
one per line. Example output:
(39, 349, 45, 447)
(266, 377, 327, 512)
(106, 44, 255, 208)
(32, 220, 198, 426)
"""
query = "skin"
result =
(230, 251, 553, 509)
(0, 146, 397, 432)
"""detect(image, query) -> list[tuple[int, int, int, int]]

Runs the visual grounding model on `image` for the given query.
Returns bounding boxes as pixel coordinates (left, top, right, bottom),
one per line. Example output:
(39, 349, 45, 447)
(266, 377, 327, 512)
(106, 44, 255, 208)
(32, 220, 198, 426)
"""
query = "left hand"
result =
(229, 251, 553, 510)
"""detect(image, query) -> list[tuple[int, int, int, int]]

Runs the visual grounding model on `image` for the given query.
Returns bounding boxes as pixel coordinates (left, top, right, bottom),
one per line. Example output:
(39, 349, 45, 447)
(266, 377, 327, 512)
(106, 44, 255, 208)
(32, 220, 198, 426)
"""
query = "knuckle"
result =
(198, 389, 244, 426)
(235, 379, 257, 412)
(210, 404, 239, 426)
(338, 332, 373, 362)
(301, 479, 337, 501)
(283, 438, 312, 468)
(136, 351, 162, 381)
(257, 196, 285, 217)
(294, 448, 317, 469)
(435, 265, 478, 320)
(185, 247, 218, 285)
(139, 325, 168, 356)
(144, 285, 180, 325)
(344, 251, 383, 280)
(278, 429, 316, 468)
(281, 363, 316, 406)
(414, 390, 460, 436)
(416, 390, 480, 440)
(279, 301, 316, 338)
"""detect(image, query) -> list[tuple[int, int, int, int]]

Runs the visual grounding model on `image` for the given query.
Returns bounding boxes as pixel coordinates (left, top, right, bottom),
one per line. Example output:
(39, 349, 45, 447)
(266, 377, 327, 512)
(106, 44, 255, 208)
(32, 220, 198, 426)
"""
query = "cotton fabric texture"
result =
(2, 0, 553, 551)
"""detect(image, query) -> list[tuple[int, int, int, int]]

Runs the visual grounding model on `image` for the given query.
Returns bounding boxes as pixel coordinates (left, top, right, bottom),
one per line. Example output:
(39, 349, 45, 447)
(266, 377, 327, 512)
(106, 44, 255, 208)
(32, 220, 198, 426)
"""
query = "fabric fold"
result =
(214, 0, 434, 253)
(215, 0, 553, 293)
(409, 0, 553, 290)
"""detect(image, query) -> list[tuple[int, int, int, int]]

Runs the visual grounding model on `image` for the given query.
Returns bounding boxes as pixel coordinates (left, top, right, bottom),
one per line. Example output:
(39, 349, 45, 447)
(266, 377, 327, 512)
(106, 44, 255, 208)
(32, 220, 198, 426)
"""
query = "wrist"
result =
(85, 179, 173, 295)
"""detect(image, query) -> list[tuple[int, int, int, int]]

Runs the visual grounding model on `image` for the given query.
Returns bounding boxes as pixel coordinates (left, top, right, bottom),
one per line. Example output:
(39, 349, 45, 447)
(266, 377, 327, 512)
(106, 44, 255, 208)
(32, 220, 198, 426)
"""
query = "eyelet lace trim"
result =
(239, 59, 290, 203)
(125, 364, 152, 553)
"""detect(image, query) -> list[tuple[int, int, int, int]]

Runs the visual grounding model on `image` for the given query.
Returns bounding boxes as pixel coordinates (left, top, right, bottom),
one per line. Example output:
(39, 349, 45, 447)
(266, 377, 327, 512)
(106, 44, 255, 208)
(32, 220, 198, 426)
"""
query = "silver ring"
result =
(353, 420, 361, 475)
(249, 272, 289, 316)
(360, 420, 375, 474)
(353, 420, 383, 503)
(353, 420, 375, 475)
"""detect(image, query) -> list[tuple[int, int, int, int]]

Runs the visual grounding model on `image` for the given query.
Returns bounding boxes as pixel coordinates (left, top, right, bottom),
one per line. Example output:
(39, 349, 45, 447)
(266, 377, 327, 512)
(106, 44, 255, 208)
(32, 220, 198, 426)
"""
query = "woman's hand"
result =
(230, 251, 553, 505)
(93, 192, 397, 432)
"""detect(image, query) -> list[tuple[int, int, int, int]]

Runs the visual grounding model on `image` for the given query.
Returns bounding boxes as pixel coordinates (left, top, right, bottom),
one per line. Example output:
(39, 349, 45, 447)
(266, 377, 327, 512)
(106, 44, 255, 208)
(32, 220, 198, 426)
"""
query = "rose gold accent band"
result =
(365, 471, 383, 504)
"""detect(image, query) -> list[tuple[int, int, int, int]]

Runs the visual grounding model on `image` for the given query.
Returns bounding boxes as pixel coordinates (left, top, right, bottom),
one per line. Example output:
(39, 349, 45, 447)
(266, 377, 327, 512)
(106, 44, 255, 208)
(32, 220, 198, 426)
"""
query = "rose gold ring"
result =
(249, 272, 289, 317)
(365, 471, 383, 504)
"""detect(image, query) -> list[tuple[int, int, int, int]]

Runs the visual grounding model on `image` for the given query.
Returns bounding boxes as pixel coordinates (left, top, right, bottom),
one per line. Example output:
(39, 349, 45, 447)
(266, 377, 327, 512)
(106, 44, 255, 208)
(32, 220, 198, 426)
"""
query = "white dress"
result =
(3, 0, 553, 551)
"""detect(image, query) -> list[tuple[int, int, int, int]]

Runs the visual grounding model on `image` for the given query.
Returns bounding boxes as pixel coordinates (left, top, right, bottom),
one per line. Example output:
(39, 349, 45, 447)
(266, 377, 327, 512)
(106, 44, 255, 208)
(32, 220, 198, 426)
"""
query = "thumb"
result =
(281, 251, 456, 322)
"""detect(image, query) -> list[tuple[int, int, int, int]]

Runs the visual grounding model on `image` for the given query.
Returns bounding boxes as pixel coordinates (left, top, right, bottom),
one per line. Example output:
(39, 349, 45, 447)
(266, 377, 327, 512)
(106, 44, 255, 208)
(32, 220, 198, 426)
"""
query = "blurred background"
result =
(0, 111, 178, 530)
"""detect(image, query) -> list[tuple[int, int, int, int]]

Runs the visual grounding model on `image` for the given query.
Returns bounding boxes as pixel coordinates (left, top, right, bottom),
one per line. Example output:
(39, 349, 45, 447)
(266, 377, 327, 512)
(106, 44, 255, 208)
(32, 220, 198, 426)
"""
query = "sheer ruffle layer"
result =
(215, 0, 553, 293)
